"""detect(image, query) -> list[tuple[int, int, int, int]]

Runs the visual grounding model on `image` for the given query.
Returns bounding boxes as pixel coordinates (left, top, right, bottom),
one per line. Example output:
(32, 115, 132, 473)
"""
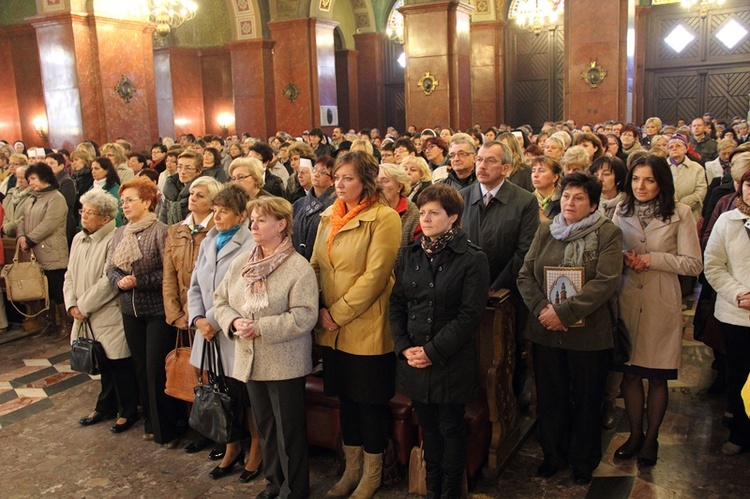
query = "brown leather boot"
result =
(349, 451, 383, 499)
(326, 445, 363, 497)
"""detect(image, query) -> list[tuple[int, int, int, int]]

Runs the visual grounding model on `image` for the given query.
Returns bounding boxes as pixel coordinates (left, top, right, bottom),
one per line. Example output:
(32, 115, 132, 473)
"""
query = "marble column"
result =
(154, 47, 204, 140)
(634, 5, 651, 126)
(0, 24, 49, 147)
(227, 39, 276, 139)
(335, 49, 359, 131)
(470, 20, 506, 129)
(564, 0, 629, 124)
(29, 13, 158, 150)
(353, 32, 386, 132)
(268, 18, 338, 136)
(401, 0, 473, 131)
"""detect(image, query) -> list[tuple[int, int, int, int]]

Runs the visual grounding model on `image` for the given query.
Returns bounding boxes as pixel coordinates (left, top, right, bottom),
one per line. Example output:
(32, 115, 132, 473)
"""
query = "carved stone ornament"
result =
(581, 61, 607, 89)
(115, 75, 136, 104)
(418, 71, 439, 96)
(283, 82, 301, 103)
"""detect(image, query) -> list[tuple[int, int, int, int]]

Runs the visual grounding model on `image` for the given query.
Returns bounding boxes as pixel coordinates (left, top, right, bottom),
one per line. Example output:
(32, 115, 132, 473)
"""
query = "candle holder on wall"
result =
(283, 82, 301, 103)
(581, 62, 607, 89)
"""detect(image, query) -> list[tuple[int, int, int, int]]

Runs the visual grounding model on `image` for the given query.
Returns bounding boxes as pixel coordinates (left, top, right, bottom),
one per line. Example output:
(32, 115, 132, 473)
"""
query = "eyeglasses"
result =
(311, 168, 330, 177)
(230, 173, 252, 182)
(475, 157, 500, 166)
(176, 165, 197, 172)
(425, 144, 439, 151)
(120, 198, 141, 206)
(448, 151, 474, 160)
(78, 209, 101, 217)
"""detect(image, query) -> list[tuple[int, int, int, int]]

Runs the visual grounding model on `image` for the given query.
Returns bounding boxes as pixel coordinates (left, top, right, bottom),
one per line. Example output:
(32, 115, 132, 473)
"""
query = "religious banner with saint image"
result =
(544, 266, 585, 327)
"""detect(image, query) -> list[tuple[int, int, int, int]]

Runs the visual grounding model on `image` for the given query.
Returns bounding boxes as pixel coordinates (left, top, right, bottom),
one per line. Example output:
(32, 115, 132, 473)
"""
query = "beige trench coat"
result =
(613, 203, 702, 370)
(63, 220, 130, 359)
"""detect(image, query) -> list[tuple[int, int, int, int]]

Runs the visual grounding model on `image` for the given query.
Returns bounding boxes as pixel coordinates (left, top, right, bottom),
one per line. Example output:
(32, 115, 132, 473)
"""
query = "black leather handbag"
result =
(70, 321, 106, 375)
(188, 340, 239, 444)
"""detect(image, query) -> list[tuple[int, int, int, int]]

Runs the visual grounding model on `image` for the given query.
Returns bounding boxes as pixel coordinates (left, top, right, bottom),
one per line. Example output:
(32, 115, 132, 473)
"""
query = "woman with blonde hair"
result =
(402, 155, 432, 202)
(498, 132, 533, 192)
(100, 143, 134, 184)
(2, 165, 33, 237)
(312, 151, 401, 498)
(378, 163, 421, 264)
(214, 196, 318, 497)
(350, 138, 374, 156)
(229, 157, 269, 200)
(561, 145, 592, 175)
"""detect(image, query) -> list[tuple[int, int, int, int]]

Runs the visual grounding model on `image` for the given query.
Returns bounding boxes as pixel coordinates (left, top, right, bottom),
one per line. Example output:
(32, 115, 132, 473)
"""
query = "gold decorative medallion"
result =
(115, 75, 136, 104)
(283, 82, 301, 103)
(418, 71, 439, 95)
(581, 62, 607, 89)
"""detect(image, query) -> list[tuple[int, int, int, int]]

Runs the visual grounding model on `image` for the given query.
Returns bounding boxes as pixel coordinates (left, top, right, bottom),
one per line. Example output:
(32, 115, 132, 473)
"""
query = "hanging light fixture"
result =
(680, 0, 725, 19)
(148, 0, 198, 38)
(512, 0, 564, 36)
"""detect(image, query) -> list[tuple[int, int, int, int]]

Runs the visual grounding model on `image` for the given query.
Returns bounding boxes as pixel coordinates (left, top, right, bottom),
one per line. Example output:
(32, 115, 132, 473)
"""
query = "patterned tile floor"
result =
(0, 313, 748, 497)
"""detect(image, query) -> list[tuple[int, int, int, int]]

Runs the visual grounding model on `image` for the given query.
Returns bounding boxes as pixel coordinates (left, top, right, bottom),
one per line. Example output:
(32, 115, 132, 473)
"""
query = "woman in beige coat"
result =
(64, 190, 138, 429)
(311, 151, 401, 499)
(612, 154, 702, 468)
(17, 162, 69, 333)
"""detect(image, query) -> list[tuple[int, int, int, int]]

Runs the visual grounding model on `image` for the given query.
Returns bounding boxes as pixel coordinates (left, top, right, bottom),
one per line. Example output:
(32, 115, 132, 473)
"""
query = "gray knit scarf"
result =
(549, 211, 605, 266)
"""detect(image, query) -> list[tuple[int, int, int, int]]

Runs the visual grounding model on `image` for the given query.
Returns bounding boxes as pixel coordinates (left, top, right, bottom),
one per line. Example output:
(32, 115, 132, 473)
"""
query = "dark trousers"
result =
(413, 401, 466, 498)
(122, 314, 181, 444)
(532, 343, 610, 475)
(94, 356, 139, 420)
(339, 395, 390, 454)
(247, 377, 309, 499)
(721, 322, 750, 446)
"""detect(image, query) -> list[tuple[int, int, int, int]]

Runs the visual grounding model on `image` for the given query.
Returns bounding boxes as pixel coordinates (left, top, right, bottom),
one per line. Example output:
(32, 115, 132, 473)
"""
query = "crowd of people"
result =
(0, 113, 748, 498)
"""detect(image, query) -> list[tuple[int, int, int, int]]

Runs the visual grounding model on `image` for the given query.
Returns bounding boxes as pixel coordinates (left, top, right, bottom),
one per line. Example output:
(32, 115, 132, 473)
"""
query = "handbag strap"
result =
(13, 238, 37, 264)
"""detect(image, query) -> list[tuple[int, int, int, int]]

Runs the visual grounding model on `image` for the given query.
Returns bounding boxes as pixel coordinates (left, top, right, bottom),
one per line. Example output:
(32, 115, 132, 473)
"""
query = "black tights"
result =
(621, 374, 668, 452)
(338, 395, 389, 454)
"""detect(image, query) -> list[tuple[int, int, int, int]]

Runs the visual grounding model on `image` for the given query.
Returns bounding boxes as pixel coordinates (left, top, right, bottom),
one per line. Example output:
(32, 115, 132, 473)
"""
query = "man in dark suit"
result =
(460, 140, 540, 404)
(460, 140, 539, 294)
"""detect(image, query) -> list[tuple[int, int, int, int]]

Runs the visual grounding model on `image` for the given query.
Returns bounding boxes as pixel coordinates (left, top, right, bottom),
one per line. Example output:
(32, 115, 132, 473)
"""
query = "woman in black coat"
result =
(389, 184, 490, 499)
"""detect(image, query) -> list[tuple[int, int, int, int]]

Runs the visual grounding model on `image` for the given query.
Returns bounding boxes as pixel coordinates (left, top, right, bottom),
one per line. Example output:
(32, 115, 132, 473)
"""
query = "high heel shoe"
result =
(637, 440, 658, 468)
(209, 450, 245, 479)
(614, 434, 644, 460)
(239, 461, 263, 483)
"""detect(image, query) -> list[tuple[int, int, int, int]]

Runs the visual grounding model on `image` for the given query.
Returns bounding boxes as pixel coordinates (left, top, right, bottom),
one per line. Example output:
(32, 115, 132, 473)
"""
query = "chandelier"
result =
(148, 0, 198, 38)
(512, 0, 564, 36)
(680, 0, 725, 19)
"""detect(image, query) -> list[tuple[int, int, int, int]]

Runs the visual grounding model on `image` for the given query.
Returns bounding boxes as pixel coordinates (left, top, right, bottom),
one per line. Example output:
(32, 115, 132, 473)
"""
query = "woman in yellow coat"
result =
(311, 150, 401, 499)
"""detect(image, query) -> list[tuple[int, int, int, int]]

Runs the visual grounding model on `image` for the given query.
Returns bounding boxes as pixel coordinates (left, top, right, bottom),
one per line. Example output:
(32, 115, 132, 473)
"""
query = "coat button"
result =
(428, 301, 433, 306)
(426, 318, 432, 324)
(410, 314, 416, 320)
(411, 282, 417, 287)
(638, 284, 643, 289)
(334, 241, 340, 246)
(437, 266, 442, 272)
(415, 265, 420, 271)
(640, 238, 646, 243)
(425, 335, 431, 341)
(429, 283, 434, 288)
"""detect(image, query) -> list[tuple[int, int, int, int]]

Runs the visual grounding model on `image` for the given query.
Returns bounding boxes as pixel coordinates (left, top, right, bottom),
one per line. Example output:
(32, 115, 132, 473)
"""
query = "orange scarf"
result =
(327, 195, 378, 256)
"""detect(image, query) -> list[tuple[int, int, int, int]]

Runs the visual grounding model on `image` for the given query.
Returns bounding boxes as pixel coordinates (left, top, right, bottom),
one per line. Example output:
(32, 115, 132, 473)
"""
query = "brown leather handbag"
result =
(0, 240, 49, 317)
(164, 328, 200, 402)
(408, 443, 427, 495)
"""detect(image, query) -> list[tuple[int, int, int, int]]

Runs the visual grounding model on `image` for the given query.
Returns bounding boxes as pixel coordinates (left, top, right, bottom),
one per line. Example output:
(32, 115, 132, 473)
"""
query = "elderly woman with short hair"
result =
(2, 165, 32, 237)
(402, 155, 432, 202)
(518, 172, 623, 484)
(161, 150, 204, 225)
(214, 196, 319, 498)
(378, 163, 421, 263)
(229, 157, 270, 200)
(65, 190, 138, 430)
(0, 153, 28, 197)
(18, 162, 69, 333)
(106, 177, 180, 446)
(561, 145, 592, 176)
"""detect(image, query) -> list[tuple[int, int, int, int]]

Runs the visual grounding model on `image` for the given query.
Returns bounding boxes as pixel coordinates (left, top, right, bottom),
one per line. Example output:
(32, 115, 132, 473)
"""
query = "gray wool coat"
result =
(187, 224, 255, 376)
(213, 249, 319, 382)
